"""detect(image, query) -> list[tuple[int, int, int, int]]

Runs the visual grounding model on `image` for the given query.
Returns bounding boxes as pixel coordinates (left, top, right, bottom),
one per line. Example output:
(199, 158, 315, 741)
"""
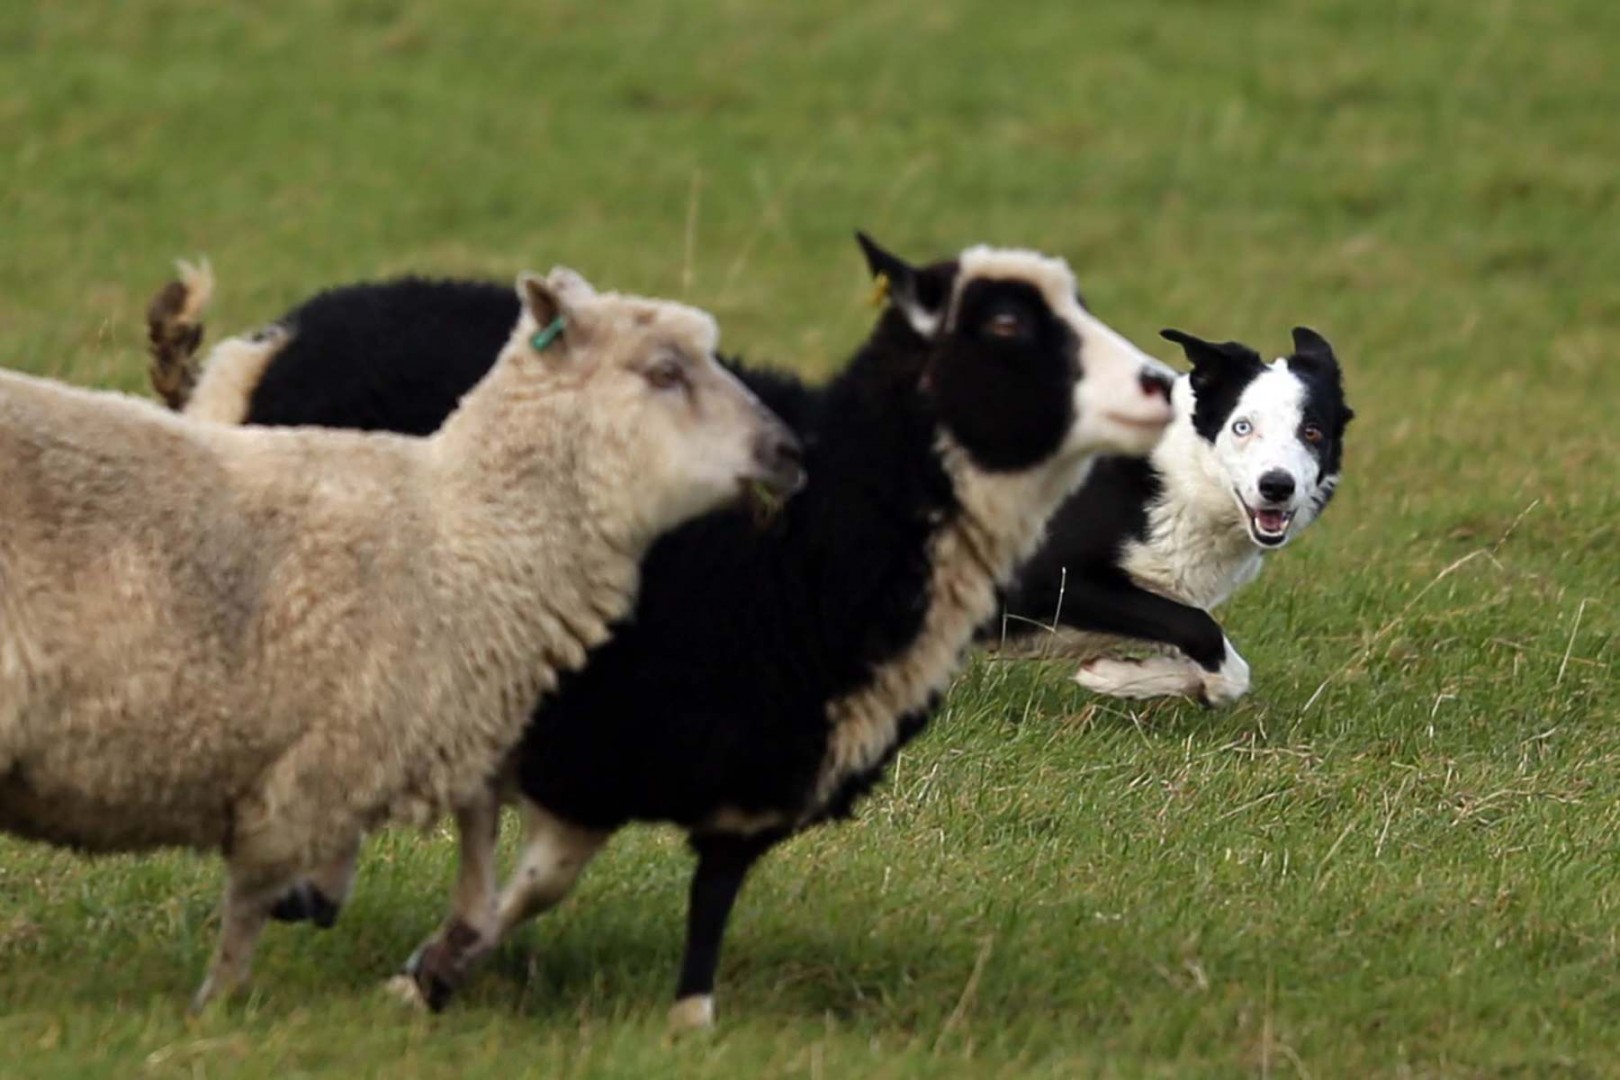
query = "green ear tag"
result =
(530, 315, 566, 352)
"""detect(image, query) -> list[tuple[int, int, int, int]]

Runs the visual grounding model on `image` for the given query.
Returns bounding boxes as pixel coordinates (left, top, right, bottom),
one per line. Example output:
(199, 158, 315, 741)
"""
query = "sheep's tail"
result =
(145, 257, 215, 411)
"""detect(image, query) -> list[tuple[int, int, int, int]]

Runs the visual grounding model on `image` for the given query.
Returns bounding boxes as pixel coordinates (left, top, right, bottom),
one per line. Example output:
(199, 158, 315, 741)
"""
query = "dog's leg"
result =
(1076, 654, 1203, 698)
(1200, 642, 1251, 704)
(1054, 571, 1251, 704)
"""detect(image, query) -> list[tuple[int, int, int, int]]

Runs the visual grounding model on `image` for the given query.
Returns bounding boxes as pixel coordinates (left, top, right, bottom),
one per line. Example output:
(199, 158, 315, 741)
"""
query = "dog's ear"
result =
(1161, 328, 1262, 394)
(1286, 327, 1355, 432)
(1290, 326, 1336, 365)
(1289, 327, 1350, 405)
(857, 231, 954, 340)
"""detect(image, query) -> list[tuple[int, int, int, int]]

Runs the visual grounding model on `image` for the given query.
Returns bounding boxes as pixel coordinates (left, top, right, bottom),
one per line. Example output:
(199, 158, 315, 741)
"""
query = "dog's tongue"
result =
(1256, 509, 1289, 534)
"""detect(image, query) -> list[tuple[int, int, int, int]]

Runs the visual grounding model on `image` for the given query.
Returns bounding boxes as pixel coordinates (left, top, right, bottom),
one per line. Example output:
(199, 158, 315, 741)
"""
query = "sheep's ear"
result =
(516, 269, 592, 359)
(545, 265, 597, 307)
(856, 231, 950, 340)
(518, 272, 562, 326)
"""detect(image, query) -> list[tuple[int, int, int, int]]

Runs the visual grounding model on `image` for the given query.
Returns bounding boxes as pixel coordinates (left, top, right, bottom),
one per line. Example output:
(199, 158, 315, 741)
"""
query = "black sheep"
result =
(147, 236, 1175, 1029)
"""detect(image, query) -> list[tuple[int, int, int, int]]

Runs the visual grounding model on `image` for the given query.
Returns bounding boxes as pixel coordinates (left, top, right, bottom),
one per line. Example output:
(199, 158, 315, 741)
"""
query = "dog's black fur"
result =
(997, 454, 1238, 668)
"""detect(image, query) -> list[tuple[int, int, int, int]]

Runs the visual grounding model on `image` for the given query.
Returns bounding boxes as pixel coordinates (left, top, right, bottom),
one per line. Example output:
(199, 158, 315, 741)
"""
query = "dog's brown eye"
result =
(1303, 425, 1324, 444)
(646, 358, 686, 391)
(986, 313, 1022, 339)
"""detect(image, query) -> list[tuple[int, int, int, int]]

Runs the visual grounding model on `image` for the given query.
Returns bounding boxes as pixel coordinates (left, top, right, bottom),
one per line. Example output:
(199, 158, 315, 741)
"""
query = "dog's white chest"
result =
(1121, 505, 1263, 612)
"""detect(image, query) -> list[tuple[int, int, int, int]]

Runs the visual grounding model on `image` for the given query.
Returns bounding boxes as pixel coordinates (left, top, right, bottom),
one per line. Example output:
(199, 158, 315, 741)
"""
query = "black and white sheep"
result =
(1, 268, 801, 1009)
(145, 236, 1174, 1028)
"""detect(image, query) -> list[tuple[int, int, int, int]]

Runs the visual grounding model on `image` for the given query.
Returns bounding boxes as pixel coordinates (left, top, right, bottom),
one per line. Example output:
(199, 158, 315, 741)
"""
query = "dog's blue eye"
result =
(1232, 419, 1253, 437)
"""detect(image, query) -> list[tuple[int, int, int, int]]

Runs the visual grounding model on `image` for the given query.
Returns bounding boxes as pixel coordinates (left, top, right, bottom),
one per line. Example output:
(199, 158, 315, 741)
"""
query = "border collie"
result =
(992, 326, 1353, 704)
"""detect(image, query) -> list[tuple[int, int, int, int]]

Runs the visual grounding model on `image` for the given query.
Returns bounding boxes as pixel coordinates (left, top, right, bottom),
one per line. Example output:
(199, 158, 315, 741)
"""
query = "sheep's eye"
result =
(1232, 418, 1253, 437)
(986, 312, 1023, 339)
(645, 358, 687, 391)
(1303, 424, 1324, 444)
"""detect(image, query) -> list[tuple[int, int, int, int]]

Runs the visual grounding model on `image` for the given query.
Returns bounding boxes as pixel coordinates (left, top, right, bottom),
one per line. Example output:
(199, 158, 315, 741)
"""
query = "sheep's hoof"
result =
(387, 945, 459, 1014)
(384, 974, 431, 1012)
(269, 883, 340, 929)
(666, 994, 716, 1038)
(189, 977, 233, 1017)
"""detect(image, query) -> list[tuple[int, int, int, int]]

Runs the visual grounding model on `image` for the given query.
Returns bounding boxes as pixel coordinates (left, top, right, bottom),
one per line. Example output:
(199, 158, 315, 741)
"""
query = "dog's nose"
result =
(1139, 368, 1173, 402)
(1258, 469, 1295, 504)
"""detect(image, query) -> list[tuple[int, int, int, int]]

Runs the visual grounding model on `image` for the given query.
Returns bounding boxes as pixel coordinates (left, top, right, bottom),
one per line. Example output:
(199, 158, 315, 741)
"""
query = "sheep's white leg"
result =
(390, 789, 502, 1008)
(391, 797, 608, 1012)
(192, 866, 295, 1012)
(493, 799, 610, 935)
(387, 788, 500, 1009)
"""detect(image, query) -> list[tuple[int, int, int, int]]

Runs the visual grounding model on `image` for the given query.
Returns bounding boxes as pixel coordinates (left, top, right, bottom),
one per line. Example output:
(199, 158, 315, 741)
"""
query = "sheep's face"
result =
(856, 236, 1175, 478)
(513, 269, 804, 539)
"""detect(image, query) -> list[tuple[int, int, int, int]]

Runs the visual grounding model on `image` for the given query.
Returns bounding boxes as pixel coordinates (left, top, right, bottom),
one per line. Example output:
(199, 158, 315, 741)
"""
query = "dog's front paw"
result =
(1198, 642, 1251, 706)
(1076, 656, 1203, 700)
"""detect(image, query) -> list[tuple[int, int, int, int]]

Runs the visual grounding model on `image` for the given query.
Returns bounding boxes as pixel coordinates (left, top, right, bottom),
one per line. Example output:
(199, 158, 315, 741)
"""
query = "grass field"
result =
(2, 0, 1617, 1075)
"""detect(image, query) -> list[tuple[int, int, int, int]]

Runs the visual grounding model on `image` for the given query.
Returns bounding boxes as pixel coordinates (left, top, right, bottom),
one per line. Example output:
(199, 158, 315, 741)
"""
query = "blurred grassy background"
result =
(1, 0, 1617, 1075)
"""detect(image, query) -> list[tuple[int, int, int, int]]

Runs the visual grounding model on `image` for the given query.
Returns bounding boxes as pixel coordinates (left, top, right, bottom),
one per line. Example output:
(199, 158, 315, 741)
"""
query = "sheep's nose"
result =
(754, 427, 806, 497)
(1258, 469, 1295, 504)
(1139, 368, 1173, 401)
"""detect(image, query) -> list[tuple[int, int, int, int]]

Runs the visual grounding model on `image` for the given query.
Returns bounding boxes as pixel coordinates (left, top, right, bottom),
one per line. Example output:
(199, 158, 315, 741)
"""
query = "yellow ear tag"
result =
(869, 272, 891, 309)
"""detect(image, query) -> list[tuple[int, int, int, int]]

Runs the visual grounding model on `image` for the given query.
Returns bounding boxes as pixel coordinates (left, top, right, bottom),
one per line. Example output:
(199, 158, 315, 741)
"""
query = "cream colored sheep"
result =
(0, 267, 803, 1010)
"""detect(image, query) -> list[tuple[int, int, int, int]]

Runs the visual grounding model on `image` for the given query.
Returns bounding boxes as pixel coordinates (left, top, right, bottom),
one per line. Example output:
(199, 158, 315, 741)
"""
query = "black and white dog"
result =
(993, 326, 1353, 704)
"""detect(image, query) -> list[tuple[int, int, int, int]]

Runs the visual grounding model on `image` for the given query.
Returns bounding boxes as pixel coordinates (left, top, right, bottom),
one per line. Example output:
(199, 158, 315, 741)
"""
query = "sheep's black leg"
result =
(669, 830, 783, 1032)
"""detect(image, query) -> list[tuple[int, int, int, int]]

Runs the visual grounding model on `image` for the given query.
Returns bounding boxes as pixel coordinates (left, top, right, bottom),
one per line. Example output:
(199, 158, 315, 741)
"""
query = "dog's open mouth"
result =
(1244, 504, 1294, 547)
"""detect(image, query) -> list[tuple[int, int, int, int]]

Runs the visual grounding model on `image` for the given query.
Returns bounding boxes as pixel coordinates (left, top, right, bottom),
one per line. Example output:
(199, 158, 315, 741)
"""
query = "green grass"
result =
(1, 0, 1617, 1074)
